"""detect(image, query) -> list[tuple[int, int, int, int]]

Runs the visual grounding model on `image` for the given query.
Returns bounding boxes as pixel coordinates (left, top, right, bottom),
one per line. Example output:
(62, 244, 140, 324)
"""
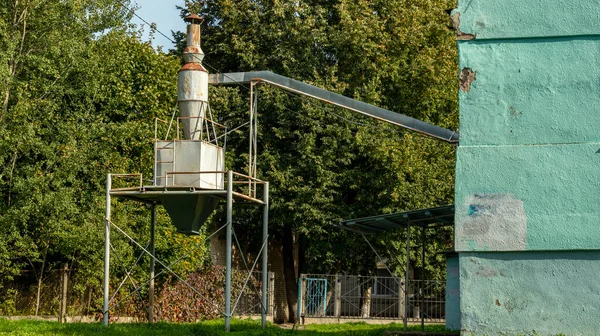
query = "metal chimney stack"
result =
(178, 14, 207, 140)
(150, 14, 225, 234)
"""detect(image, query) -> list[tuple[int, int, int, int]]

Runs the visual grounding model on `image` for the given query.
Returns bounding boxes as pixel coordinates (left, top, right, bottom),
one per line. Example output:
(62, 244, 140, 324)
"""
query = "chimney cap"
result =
(184, 14, 204, 24)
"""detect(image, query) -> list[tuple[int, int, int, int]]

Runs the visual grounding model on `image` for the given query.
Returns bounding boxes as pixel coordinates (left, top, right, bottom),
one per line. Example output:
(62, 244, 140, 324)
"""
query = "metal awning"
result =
(338, 205, 455, 234)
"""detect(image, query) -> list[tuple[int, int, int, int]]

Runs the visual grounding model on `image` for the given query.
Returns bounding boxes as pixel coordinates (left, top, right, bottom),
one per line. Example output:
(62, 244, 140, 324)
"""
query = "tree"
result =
(0, 0, 210, 315)
(178, 0, 458, 322)
(0, 0, 136, 304)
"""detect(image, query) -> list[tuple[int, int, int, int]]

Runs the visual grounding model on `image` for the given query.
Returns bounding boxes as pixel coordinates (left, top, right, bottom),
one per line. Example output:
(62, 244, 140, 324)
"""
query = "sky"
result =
(130, 0, 185, 51)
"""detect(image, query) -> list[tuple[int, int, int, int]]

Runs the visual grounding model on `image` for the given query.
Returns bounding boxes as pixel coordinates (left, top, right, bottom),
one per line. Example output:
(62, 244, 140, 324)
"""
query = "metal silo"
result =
(153, 14, 225, 234)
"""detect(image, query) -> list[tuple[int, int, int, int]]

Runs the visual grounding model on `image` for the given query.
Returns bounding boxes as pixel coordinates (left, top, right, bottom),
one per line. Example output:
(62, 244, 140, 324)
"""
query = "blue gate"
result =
(304, 278, 328, 317)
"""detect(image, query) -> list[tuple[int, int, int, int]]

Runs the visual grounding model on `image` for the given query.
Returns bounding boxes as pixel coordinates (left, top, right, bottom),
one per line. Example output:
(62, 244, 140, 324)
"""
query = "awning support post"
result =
(103, 174, 111, 326)
(148, 202, 157, 323)
(261, 182, 269, 328)
(403, 223, 411, 331)
(225, 170, 233, 332)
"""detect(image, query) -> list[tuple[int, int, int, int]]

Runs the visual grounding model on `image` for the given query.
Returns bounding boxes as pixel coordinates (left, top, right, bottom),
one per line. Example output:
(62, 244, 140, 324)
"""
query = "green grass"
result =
(0, 318, 458, 335)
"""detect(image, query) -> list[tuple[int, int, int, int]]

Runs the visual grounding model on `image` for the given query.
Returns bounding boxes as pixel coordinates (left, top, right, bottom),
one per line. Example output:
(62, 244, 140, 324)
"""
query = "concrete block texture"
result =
(453, 0, 600, 40)
(457, 36, 600, 146)
(460, 252, 600, 335)
(456, 0, 600, 334)
(455, 144, 600, 252)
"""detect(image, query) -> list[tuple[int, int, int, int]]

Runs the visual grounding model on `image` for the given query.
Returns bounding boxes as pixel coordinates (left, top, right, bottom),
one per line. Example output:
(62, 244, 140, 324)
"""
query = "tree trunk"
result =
(2, 1, 27, 126)
(35, 276, 43, 316)
(281, 226, 297, 323)
(297, 234, 306, 276)
(34, 248, 48, 316)
(361, 284, 372, 318)
(59, 263, 68, 323)
(86, 288, 93, 315)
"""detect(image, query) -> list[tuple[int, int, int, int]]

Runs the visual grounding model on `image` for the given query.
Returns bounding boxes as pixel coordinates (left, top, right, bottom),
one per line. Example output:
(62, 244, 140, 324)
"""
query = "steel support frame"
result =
(103, 173, 270, 332)
(225, 170, 233, 331)
(103, 175, 111, 326)
(403, 223, 410, 331)
(420, 226, 425, 332)
(261, 182, 269, 328)
(148, 202, 157, 323)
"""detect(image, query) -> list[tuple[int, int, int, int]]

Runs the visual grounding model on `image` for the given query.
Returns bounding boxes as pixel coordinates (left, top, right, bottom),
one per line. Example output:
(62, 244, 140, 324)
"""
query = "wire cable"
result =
(113, 1, 429, 139)
(115, 0, 177, 44)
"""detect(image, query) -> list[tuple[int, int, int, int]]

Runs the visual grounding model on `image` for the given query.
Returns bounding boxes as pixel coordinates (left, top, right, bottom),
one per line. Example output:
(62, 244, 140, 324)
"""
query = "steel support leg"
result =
(403, 224, 411, 331)
(421, 227, 425, 331)
(103, 174, 111, 326)
(148, 202, 157, 323)
(261, 182, 269, 328)
(225, 170, 233, 332)
(419, 227, 425, 331)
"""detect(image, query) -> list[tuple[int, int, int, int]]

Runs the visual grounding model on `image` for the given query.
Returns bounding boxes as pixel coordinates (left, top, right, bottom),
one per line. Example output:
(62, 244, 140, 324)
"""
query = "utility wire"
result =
(117, 0, 441, 142)
(112, 0, 399, 132)
(115, 0, 177, 44)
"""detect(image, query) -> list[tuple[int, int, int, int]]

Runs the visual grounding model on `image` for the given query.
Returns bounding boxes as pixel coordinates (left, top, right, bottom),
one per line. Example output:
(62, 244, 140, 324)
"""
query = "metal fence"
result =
(0, 268, 274, 322)
(298, 274, 445, 323)
(0, 267, 99, 320)
(232, 271, 275, 318)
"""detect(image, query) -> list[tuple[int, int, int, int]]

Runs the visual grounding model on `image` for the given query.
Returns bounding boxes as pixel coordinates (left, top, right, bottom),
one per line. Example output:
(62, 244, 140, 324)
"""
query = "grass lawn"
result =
(0, 318, 458, 335)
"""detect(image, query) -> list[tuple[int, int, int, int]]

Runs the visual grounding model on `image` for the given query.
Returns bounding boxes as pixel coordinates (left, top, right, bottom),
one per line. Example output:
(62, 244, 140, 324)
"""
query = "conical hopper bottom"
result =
(160, 194, 219, 235)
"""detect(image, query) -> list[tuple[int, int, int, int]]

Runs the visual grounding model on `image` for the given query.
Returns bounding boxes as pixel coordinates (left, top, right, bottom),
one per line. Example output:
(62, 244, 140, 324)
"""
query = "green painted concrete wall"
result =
(454, 0, 600, 40)
(445, 255, 460, 331)
(455, 0, 600, 334)
(460, 252, 600, 335)
(455, 0, 600, 254)
(458, 37, 600, 147)
(456, 144, 600, 252)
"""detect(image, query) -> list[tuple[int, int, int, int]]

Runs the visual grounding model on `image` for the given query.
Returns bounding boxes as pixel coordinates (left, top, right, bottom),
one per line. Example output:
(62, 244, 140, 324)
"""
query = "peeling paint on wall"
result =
(451, 13, 476, 40)
(459, 68, 476, 92)
(456, 194, 527, 251)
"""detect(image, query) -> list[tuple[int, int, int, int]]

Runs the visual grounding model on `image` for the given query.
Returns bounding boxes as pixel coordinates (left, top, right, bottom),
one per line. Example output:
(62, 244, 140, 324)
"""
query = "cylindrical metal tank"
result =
(178, 15, 208, 140)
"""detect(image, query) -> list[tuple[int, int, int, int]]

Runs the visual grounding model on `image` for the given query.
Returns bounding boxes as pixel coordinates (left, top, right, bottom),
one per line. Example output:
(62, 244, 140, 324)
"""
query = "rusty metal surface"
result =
(179, 62, 207, 72)
(184, 14, 203, 23)
(182, 20, 204, 63)
(178, 70, 208, 139)
(178, 16, 210, 142)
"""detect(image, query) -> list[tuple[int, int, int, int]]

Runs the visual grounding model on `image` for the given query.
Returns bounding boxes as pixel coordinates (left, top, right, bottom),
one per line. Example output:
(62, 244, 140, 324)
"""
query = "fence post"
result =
(334, 275, 341, 320)
(399, 277, 405, 320)
(297, 275, 306, 323)
(269, 272, 275, 317)
(59, 263, 69, 323)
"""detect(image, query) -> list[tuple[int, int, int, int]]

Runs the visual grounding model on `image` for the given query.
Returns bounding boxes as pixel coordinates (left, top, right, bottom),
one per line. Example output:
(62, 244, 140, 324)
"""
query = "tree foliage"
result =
(179, 0, 458, 321)
(0, 0, 458, 321)
(0, 0, 209, 314)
